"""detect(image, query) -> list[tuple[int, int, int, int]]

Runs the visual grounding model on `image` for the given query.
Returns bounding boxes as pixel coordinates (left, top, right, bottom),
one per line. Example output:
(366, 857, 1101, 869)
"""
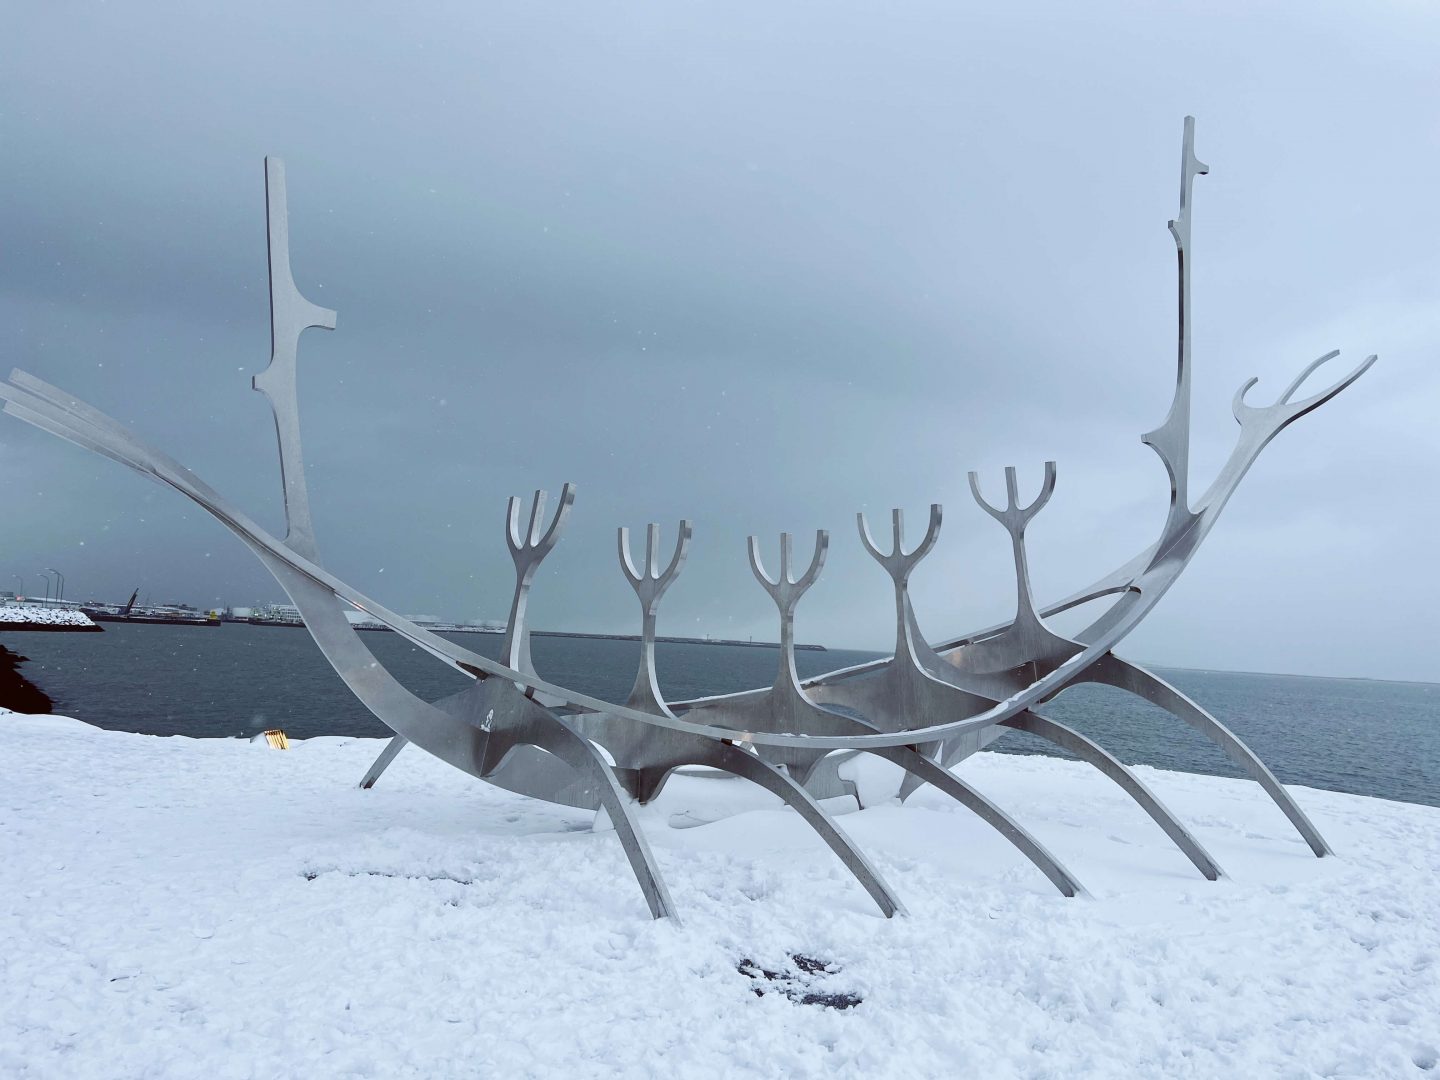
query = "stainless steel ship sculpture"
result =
(1, 119, 1374, 920)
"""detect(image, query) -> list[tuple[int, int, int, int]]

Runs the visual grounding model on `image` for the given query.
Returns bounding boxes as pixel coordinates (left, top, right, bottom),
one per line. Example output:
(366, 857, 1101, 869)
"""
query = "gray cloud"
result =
(3, 0, 1437, 681)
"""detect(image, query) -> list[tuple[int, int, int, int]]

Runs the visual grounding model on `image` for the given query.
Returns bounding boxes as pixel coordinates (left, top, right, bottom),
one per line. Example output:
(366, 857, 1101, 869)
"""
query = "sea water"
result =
(6, 622, 1436, 807)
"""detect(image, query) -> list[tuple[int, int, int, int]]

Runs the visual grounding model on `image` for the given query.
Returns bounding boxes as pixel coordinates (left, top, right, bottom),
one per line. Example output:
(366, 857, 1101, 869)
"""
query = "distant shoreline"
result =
(527, 629, 826, 652)
(1146, 662, 1440, 689)
(244, 619, 826, 652)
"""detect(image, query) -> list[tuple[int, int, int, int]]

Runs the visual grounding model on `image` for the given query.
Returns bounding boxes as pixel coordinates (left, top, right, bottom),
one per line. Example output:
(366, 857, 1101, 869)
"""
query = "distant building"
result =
(252, 603, 304, 624)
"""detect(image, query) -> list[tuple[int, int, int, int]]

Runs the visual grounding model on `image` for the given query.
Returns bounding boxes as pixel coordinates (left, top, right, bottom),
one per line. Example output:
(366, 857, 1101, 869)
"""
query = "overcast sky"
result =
(2, 1, 1437, 682)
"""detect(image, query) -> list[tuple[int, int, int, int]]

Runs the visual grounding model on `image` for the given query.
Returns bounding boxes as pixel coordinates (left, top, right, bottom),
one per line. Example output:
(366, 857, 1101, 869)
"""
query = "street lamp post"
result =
(44, 567, 65, 602)
(11, 574, 22, 599)
(38, 571, 53, 602)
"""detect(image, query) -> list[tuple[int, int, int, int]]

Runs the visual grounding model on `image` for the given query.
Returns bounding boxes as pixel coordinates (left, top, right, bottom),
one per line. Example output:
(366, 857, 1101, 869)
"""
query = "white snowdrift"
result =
(2, 711, 1437, 1078)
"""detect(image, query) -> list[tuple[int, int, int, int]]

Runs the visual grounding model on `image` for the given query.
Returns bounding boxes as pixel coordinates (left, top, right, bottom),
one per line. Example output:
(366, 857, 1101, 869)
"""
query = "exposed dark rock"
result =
(737, 954, 861, 1010)
(0, 645, 53, 714)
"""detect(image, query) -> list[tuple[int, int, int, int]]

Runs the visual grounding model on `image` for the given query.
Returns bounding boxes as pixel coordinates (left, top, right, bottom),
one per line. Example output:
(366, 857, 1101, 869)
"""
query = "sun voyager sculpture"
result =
(1, 119, 1374, 920)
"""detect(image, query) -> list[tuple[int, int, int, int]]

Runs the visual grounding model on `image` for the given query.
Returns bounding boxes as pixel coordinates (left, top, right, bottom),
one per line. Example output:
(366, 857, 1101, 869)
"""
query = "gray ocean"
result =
(6, 622, 1437, 808)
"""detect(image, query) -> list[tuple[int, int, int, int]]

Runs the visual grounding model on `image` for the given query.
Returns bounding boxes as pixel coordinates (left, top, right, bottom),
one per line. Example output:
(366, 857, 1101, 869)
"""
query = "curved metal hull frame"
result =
(1, 118, 1369, 919)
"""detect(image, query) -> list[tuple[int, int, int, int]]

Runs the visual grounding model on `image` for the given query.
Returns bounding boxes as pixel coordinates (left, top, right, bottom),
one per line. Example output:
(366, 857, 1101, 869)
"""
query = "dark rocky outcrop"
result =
(0, 644, 54, 714)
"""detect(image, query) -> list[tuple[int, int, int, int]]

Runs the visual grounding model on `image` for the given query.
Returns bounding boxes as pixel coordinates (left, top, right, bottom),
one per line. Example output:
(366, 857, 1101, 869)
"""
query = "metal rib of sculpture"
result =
(0, 118, 1371, 919)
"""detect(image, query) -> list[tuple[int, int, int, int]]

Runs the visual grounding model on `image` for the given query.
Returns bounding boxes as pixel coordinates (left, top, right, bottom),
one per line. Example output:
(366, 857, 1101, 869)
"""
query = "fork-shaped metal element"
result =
(1218, 349, 1378, 502)
(749, 530, 827, 682)
(923, 463, 1075, 750)
(1136, 348, 1377, 581)
(618, 520, 691, 715)
(857, 505, 942, 670)
(502, 485, 576, 675)
(726, 530, 860, 783)
(968, 463, 1057, 655)
(1233, 350, 1376, 434)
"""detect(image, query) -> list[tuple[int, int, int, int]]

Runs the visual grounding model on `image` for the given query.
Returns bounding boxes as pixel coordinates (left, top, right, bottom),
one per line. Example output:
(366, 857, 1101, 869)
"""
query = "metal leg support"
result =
(486, 713, 680, 922)
(360, 735, 408, 789)
(1087, 654, 1332, 857)
(712, 743, 906, 918)
(1001, 711, 1224, 879)
(876, 746, 1086, 898)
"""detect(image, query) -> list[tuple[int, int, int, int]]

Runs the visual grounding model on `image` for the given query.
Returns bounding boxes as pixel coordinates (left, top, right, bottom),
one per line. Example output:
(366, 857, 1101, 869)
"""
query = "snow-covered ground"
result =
(3, 710, 1437, 1079)
(0, 604, 96, 627)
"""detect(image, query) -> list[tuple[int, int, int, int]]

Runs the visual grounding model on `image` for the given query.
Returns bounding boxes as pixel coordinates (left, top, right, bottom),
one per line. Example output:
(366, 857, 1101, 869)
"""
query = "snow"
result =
(3, 709, 1438, 1078)
(0, 604, 96, 627)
